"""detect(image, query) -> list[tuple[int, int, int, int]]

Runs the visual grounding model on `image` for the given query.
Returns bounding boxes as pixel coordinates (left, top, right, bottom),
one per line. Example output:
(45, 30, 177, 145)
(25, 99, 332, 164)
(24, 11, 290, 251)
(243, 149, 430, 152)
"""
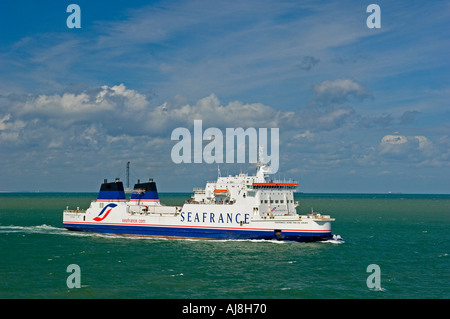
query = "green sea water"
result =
(0, 192, 449, 299)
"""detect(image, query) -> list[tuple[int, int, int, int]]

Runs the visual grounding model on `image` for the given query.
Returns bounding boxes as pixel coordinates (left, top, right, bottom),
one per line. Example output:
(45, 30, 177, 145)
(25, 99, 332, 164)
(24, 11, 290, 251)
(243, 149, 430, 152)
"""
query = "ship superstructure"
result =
(63, 162, 335, 241)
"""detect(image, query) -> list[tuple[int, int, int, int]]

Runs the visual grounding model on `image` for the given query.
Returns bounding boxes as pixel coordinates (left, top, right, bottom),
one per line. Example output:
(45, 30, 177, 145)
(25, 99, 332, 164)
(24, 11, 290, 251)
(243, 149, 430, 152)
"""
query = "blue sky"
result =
(0, 0, 449, 193)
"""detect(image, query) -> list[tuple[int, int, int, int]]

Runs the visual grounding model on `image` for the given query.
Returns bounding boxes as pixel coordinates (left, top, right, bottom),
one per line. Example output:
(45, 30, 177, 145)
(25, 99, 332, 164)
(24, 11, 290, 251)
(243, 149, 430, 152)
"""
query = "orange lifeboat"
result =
(213, 189, 228, 194)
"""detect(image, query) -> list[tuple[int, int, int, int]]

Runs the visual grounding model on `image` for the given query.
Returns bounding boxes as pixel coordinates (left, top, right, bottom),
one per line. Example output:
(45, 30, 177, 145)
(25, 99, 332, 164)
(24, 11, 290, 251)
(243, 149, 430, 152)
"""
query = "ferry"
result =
(63, 162, 336, 242)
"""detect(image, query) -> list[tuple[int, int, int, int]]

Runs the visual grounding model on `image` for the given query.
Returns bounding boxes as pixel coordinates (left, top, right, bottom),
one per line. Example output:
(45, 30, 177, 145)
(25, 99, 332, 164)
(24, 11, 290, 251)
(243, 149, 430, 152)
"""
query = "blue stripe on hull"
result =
(63, 223, 332, 242)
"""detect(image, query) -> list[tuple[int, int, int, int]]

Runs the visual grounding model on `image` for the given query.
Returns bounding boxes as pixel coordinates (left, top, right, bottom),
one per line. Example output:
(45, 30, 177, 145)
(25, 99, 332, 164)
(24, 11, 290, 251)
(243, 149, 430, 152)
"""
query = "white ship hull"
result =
(63, 202, 334, 241)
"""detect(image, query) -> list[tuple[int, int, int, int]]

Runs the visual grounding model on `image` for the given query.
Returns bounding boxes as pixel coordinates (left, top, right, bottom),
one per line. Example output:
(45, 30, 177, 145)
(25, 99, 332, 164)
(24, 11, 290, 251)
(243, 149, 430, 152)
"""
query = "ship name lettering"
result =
(180, 212, 249, 225)
(121, 218, 146, 224)
(122, 218, 138, 223)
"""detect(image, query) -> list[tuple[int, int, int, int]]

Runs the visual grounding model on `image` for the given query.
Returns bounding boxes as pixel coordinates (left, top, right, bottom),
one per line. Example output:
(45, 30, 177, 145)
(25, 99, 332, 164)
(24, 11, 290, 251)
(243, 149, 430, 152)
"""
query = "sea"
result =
(0, 192, 449, 299)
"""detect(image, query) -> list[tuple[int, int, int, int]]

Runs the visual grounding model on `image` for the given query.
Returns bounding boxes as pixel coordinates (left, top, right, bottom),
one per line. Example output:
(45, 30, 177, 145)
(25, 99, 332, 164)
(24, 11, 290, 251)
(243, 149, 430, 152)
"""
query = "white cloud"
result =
(379, 134, 436, 160)
(0, 130, 20, 143)
(147, 93, 282, 130)
(100, 84, 149, 110)
(0, 87, 285, 156)
(381, 134, 408, 145)
(314, 79, 372, 105)
(293, 130, 314, 140)
(4, 84, 150, 129)
(316, 107, 354, 129)
(0, 114, 12, 130)
(415, 135, 432, 151)
(0, 113, 26, 143)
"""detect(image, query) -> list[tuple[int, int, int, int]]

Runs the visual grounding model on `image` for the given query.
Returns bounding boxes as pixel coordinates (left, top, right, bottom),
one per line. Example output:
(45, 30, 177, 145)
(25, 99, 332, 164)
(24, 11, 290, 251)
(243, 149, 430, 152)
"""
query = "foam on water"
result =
(0, 224, 117, 239)
(0, 224, 345, 247)
(0, 224, 63, 234)
(323, 234, 345, 244)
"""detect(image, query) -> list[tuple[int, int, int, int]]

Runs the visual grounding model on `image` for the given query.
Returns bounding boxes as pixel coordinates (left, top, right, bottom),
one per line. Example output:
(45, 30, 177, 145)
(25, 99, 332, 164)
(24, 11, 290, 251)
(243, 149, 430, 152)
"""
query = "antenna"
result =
(258, 146, 264, 166)
(126, 161, 130, 189)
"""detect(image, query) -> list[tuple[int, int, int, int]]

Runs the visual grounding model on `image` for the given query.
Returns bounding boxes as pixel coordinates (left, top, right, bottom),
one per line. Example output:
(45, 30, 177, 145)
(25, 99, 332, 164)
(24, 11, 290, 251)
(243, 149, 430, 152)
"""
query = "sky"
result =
(0, 0, 449, 193)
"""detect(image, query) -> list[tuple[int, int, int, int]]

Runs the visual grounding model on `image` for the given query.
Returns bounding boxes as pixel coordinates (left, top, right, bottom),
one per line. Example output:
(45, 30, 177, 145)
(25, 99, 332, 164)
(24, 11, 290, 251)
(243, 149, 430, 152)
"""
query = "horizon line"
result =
(1, 191, 449, 196)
